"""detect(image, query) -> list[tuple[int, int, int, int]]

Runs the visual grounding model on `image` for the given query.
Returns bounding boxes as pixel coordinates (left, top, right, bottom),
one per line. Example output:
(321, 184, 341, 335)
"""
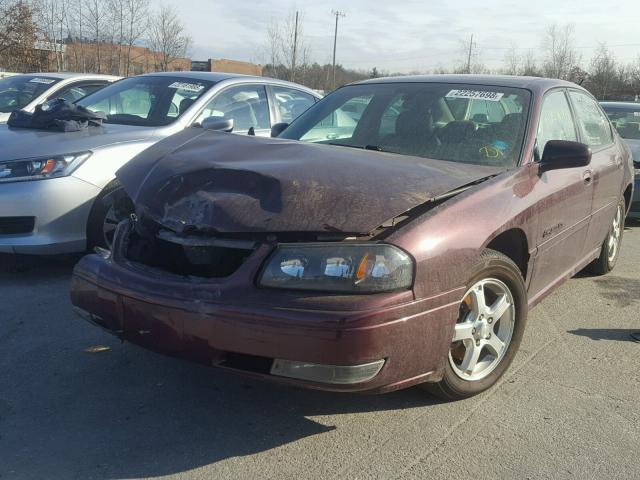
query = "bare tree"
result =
(123, 0, 148, 75)
(0, 0, 39, 71)
(586, 43, 617, 99)
(522, 49, 541, 76)
(262, 10, 310, 82)
(83, 0, 110, 73)
(502, 43, 521, 75)
(541, 23, 580, 80)
(147, 4, 191, 72)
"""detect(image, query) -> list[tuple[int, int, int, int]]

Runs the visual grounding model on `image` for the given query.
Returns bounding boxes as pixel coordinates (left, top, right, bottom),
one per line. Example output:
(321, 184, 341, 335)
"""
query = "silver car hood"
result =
(0, 112, 10, 123)
(0, 123, 159, 161)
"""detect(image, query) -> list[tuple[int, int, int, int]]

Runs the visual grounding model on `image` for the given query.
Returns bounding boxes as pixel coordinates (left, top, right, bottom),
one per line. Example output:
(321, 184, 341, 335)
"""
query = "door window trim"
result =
(533, 87, 580, 163)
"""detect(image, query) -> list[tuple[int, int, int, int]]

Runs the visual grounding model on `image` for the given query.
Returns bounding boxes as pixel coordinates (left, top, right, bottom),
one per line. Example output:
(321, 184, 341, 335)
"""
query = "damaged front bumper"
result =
(70, 222, 462, 393)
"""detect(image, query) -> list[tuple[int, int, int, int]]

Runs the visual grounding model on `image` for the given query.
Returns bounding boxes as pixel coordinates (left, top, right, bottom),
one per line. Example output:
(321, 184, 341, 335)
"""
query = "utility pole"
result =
(466, 34, 474, 74)
(331, 9, 345, 90)
(291, 11, 299, 82)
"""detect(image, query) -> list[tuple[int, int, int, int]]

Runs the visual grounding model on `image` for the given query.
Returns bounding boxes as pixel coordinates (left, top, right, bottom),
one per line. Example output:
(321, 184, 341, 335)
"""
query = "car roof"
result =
(21, 72, 120, 80)
(600, 101, 640, 110)
(352, 74, 583, 95)
(138, 71, 321, 96)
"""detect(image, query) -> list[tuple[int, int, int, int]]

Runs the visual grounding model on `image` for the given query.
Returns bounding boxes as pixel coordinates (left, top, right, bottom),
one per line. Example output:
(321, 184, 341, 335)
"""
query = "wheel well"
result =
(486, 229, 529, 280)
(623, 184, 632, 213)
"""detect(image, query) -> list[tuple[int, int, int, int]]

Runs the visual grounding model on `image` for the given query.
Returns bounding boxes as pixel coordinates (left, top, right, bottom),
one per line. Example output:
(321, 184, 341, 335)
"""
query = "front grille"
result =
(0, 216, 35, 235)
(124, 225, 255, 279)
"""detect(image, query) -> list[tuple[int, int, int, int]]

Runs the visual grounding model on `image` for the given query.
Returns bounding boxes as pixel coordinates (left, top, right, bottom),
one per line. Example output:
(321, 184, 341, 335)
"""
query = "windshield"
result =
(602, 105, 640, 140)
(0, 75, 61, 113)
(76, 76, 215, 127)
(280, 82, 531, 167)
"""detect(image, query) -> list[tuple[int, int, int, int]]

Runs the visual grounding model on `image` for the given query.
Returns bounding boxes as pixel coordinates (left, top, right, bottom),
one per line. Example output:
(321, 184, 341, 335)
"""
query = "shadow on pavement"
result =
(568, 328, 640, 343)
(0, 252, 83, 278)
(0, 251, 444, 479)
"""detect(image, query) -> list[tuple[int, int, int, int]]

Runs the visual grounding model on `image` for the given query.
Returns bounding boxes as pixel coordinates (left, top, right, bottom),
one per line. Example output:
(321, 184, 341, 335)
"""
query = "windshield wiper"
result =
(327, 142, 385, 152)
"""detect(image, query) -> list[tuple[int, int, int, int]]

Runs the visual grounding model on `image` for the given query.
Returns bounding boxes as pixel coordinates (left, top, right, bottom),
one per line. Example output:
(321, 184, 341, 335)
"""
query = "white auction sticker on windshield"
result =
(29, 78, 56, 85)
(168, 82, 205, 93)
(446, 89, 504, 101)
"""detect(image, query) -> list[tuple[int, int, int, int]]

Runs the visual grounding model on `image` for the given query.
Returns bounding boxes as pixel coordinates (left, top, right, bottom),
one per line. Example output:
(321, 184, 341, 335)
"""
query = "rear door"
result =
(568, 90, 624, 252)
(528, 89, 593, 296)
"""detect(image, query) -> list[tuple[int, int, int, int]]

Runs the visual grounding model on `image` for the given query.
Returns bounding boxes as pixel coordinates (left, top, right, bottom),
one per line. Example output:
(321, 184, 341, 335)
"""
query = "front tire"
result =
(86, 182, 134, 251)
(424, 249, 528, 400)
(587, 199, 625, 276)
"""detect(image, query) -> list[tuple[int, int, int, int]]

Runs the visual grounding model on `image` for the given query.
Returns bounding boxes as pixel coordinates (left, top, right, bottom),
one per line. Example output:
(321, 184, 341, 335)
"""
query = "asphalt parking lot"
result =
(1, 222, 639, 480)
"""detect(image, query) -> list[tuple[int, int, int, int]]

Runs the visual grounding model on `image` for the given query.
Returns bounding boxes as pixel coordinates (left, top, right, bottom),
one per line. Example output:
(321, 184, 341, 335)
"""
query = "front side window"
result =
(77, 76, 215, 127)
(537, 90, 578, 156)
(53, 83, 109, 103)
(195, 84, 270, 133)
(281, 83, 531, 167)
(272, 86, 316, 123)
(0, 75, 61, 112)
(569, 91, 613, 148)
(602, 105, 640, 140)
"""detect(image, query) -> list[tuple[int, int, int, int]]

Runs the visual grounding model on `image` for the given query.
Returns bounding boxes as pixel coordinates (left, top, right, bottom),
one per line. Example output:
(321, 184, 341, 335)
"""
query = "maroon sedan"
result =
(71, 75, 634, 400)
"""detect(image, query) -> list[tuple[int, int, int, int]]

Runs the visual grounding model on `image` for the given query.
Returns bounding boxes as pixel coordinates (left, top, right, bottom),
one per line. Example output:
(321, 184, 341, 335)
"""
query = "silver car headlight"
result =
(259, 243, 414, 293)
(0, 152, 91, 183)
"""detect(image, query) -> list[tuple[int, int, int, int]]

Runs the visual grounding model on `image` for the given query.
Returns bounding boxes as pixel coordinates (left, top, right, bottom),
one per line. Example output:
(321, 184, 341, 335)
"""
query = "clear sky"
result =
(165, 0, 640, 72)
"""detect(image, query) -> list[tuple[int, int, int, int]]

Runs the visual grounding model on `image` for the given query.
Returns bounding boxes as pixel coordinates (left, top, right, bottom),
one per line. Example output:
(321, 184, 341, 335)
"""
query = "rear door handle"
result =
(583, 170, 593, 185)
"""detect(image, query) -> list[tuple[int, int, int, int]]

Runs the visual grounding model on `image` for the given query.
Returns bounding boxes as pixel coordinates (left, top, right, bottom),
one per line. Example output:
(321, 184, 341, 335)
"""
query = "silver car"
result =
(0, 72, 321, 254)
(601, 101, 640, 219)
(0, 73, 119, 123)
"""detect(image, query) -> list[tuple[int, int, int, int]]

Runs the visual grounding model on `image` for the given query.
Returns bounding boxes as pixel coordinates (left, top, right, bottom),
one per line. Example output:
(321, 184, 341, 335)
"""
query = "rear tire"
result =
(423, 249, 528, 400)
(86, 181, 133, 251)
(587, 199, 625, 276)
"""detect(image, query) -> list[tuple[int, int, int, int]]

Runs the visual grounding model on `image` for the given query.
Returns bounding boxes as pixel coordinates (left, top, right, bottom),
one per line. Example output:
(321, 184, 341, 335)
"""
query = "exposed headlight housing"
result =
(0, 152, 91, 183)
(259, 243, 414, 293)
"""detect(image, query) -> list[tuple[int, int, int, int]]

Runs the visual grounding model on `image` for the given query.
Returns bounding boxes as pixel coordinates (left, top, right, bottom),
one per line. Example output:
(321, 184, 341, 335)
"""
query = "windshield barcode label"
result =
(29, 78, 56, 84)
(168, 82, 205, 93)
(446, 89, 504, 101)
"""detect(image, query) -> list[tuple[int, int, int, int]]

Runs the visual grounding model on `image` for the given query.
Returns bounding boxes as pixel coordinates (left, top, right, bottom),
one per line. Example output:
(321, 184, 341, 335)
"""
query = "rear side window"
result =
(537, 90, 578, 155)
(569, 91, 613, 148)
(272, 86, 316, 123)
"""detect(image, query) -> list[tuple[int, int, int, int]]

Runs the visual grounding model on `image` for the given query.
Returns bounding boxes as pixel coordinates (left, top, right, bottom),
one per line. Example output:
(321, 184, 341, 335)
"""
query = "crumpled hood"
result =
(117, 128, 504, 235)
(0, 123, 157, 161)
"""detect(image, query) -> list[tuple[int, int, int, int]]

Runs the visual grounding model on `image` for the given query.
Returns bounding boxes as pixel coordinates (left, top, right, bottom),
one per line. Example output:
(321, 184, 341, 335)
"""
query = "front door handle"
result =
(583, 170, 593, 185)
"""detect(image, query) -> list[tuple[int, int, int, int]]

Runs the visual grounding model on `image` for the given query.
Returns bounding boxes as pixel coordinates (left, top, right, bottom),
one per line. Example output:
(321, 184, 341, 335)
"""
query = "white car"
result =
(0, 72, 320, 254)
(0, 73, 120, 123)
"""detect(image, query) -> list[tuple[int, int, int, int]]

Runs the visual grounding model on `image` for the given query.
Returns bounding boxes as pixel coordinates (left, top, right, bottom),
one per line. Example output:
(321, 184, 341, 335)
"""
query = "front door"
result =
(528, 89, 593, 298)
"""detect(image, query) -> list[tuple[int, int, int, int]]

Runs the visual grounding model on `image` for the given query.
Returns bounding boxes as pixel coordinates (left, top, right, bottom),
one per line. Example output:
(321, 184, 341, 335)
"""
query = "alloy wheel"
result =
(607, 204, 623, 264)
(449, 278, 516, 382)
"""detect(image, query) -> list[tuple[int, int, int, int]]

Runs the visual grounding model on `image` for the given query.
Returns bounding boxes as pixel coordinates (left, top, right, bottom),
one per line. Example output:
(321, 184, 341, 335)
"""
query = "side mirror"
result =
(271, 122, 289, 138)
(540, 140, 592, 172)
(201, 117, 234, 132)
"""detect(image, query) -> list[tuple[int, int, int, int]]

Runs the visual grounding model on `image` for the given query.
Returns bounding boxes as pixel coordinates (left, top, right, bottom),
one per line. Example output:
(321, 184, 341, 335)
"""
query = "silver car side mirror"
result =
(201, 117, 234, 132)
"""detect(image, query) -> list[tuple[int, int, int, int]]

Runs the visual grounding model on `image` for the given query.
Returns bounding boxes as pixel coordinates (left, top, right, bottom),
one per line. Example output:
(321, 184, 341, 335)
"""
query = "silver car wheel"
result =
(102, 205, 120, 248)
(607, 204, 623, 264)
(449, 278, 516, 382)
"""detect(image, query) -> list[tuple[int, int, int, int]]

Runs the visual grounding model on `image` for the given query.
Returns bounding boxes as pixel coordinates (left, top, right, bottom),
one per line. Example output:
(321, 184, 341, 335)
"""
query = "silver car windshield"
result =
(76, 76, 216, 127)
(280, 82, 532, 167)
(602, 106, 640, 140)
(0, 75, 61, 113)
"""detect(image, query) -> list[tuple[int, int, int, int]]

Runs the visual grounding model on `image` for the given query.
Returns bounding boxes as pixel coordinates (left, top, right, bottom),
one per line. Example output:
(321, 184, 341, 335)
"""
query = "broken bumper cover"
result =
(70, 253, 463, 393)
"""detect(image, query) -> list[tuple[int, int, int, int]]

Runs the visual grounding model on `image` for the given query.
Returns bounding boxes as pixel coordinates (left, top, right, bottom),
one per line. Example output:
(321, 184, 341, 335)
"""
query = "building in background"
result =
(191, 58, 262, 76)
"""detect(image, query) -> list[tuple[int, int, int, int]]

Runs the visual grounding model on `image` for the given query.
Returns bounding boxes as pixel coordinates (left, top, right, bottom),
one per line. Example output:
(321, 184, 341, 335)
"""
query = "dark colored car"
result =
(600, 101, 640, 220)
(71, 75, 634, 400)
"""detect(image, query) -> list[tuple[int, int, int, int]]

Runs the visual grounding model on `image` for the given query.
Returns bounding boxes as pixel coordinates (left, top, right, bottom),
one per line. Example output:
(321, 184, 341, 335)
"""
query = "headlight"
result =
(259, 243, 414, 293)
(0, 152, 91, 183)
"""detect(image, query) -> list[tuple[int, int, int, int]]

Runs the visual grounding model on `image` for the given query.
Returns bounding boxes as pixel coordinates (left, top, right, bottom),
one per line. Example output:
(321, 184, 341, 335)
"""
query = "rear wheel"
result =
(424, 249, 527, 400)
(587, 199, 625, 275)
